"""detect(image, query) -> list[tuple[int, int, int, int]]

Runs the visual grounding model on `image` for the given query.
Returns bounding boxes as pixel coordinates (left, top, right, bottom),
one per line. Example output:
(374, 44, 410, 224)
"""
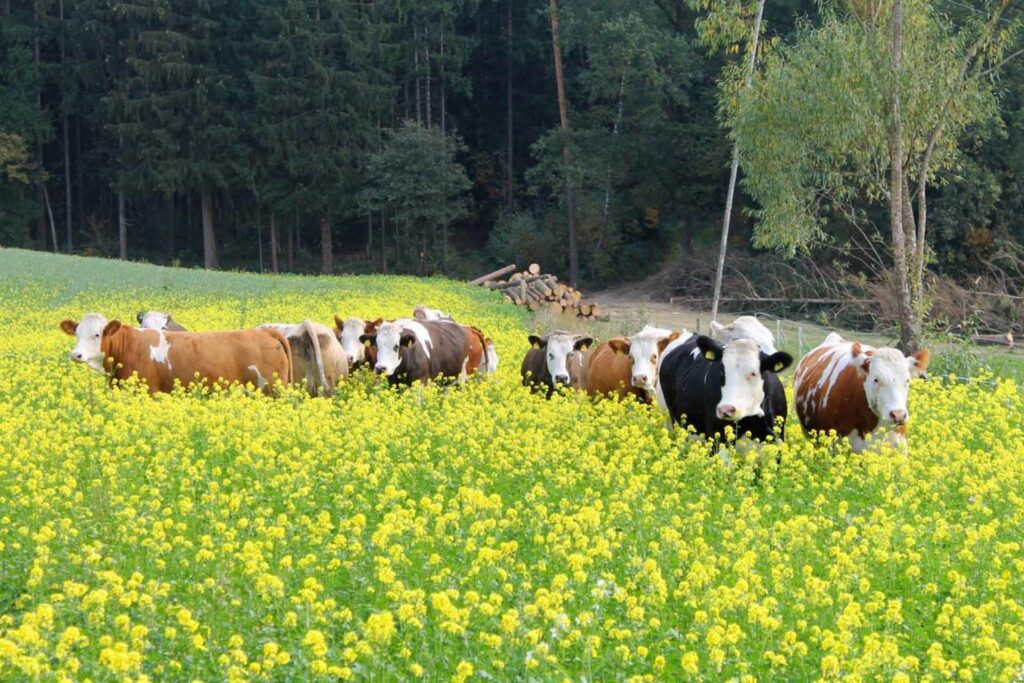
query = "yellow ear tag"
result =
(774, 362, 784, 372)
(705, 351, 716, 360)
(363, 340, 371, 347)
(403, 338, 415, 348)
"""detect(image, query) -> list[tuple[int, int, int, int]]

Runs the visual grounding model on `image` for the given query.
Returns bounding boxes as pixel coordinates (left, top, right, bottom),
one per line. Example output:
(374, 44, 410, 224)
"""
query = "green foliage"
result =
(487, 210, 560, 266)
(731, 0, 1008, 255)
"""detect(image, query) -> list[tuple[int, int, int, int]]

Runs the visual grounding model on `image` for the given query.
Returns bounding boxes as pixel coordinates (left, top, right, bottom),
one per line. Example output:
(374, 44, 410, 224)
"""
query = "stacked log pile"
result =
(471, 263, 606, 320)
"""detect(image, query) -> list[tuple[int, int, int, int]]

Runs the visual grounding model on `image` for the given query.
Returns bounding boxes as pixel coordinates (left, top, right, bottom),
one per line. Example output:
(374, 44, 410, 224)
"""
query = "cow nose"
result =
(633, 374, 649, 386)
(71, 352, 82, 361)
(890, 409, 907, 425)
(374, 365, 386, 375)
(717, 404, 737, 419)
(554, 374, 569, 384)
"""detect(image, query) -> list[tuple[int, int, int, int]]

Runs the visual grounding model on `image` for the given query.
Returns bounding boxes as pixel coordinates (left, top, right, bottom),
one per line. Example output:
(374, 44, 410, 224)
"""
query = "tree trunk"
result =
(288, 212, 295, 271)
(320, 214, 333, 275)
(43, 184, 58, 253)
(597, 72, 626, 252)
(269, 210, 280, 273)
(380, 212, 387, 273)
(164, 192, 175, 261)
(711, 0, 765, 322)
(117, 189, 127, 260)
(440, 17, 446, 136)
(366, 213, 372, 260)
(60, 0, 72, 252)
(888, 0, 919, 353)
(74, 115, 84, 237)
(36, 184, 47, 248)
(425, 24, 432, 129)
(414, 25, 422, 125)
(256, 208, 264, 273)
(548, 0, 578, 287)
(505, 0, 514, 209)
(201, 187, 218, 269)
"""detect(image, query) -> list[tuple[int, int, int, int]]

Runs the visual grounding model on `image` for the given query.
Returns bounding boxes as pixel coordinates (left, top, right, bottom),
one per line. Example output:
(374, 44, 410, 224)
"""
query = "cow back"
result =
(585, 340, 648, 402)
(794, 343, 878, 437)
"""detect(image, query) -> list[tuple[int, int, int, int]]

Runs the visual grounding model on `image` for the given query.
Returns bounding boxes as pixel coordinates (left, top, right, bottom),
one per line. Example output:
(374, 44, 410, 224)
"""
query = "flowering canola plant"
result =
(2, 249, 1024, 682)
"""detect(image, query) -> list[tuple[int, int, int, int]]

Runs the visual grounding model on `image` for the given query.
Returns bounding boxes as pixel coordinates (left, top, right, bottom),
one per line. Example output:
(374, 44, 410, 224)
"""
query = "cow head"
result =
(607, 325, 682, 392)
(855, 344, 930, 427)
(363, 321, 418, 376)
(697, 335, 794, 421)
(529, 332, 592, 385)
(336, 316, 383, 366)
(710, 316, 778, 354)
(413, 305, 452, 322)
(60, 313, 110, 374)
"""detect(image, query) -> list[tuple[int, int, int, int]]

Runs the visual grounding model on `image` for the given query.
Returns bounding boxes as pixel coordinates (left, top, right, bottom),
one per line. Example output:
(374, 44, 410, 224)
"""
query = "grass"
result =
(2, 248, 1024, 682)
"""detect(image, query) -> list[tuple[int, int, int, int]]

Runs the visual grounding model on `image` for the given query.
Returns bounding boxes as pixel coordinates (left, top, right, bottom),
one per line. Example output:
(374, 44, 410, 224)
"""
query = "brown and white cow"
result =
(794, 332, 931, 452)
(260, 321, 348, 397)
(60, 317, 292, 395)
(335, 316, 383, 370)
(137, 311, 187, 332)
(585, 325, 685, 402)
(520, 331, 592, 398)
(360, 319, 474, 386)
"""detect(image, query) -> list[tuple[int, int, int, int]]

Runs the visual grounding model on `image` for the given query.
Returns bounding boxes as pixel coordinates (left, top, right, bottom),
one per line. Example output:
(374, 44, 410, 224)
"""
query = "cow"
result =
(585, 325, 686, 402)
(259, 321, 348, 397)
(520, 331, 592, 398)
(793, 332, 931, 453)
(360, 319, 475, 386)
(710, 316, 777, 353)
(60, 317, 292, 395)
(137, 311, 187, 332)
(412, 305, 455, 322)
(482, 338, 499, 374)
(62, 312, 111, 374)
(335, 316, 383, 370)
(659, 335, 794, 443)
(462, 325, 494, 376)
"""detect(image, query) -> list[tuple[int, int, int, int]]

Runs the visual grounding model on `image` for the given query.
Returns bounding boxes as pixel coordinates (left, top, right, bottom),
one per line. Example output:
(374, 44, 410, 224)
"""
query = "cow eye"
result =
(548, 353, 554, 360)
(393, 345, 399, 352)
(94, 334, 100, 338)
(749, 372, 758, 379)
(873, 378, 879, 384)
(650, 355, 657, 364)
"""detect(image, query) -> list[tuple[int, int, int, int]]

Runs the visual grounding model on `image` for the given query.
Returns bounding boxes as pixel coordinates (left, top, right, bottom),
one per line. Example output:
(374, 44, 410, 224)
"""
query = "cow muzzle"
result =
(716, 404, 738, 420)
(632, 374, 654, 390)
(553, 374, 570, 385)
(373, 365, 388, 375)
(889, 409, 908, 426)
(70, 351, 84, 362)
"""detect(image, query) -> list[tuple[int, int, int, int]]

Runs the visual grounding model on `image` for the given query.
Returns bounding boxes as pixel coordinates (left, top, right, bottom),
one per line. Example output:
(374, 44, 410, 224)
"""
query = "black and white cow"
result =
(659, 335, 793, 442)
(361, 319, 473, 386)
(137, 311, 187, 332)
(520, 331, 592, 398)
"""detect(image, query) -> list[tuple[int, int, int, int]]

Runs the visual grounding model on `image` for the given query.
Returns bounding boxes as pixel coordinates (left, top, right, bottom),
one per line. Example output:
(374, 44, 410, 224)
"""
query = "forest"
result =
(1, 0, 1023, 347)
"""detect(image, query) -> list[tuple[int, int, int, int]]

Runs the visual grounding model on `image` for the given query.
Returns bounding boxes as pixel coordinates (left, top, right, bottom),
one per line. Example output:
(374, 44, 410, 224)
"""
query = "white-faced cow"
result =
(60, 317, 292, 395)
(520, 331, 592, 398)
(259, 321, 348, 397)
(585, 325, 686, 402)
(793, 332, 931, 452)
(334, 316, 383, 370)
(710, 316, 777, 354)
(361, 319, 477, 386)
(62, 312, 111, 374)
(659, 335, 793, 442)
(137, 311, 187, 332)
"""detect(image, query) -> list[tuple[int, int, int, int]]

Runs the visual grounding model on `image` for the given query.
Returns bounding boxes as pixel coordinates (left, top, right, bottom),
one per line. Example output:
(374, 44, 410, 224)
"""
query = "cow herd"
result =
(520, 316, 930, 454)
(59, 308, 930, 454)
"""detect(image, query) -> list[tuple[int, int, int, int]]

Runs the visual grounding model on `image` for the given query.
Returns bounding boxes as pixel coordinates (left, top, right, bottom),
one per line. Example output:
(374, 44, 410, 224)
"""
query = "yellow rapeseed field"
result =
(2, 249, 1024, 682)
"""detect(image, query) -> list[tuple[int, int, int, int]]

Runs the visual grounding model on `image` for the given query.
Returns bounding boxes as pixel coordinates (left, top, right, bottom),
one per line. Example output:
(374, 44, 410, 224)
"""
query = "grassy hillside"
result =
(2, 249, 1024, 681)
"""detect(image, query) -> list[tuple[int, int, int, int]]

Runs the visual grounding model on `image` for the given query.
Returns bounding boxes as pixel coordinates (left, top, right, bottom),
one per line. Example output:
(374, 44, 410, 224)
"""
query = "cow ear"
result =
(334, 315, 344, 331)
(607, 338, 630, 355)
(709, 320, 727, 336)
(908, 349, 931, 376)
(401, 332, 417, 349)
(657, 331, 681, 352)
(574, 336, 593, 352)
(858, 357, 871, 375)
(60, 319, 79, 336)
(103, 320, 122, 337)
(696, 335, 723, 362)
(366, 318, 384, 334)
(851, 342, 863, 358)
(528, 335, 545, 349)
(761, 351, 794, 374)
(359, 334, 376, 346)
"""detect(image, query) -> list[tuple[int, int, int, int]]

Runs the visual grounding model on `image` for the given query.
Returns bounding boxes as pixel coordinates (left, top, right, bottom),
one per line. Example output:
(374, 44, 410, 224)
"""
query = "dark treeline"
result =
(1, 0, 1022, 287)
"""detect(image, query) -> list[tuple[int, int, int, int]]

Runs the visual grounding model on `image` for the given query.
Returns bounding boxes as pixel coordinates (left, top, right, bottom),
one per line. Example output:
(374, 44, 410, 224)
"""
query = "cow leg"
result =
(847, 429, 869, 454)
